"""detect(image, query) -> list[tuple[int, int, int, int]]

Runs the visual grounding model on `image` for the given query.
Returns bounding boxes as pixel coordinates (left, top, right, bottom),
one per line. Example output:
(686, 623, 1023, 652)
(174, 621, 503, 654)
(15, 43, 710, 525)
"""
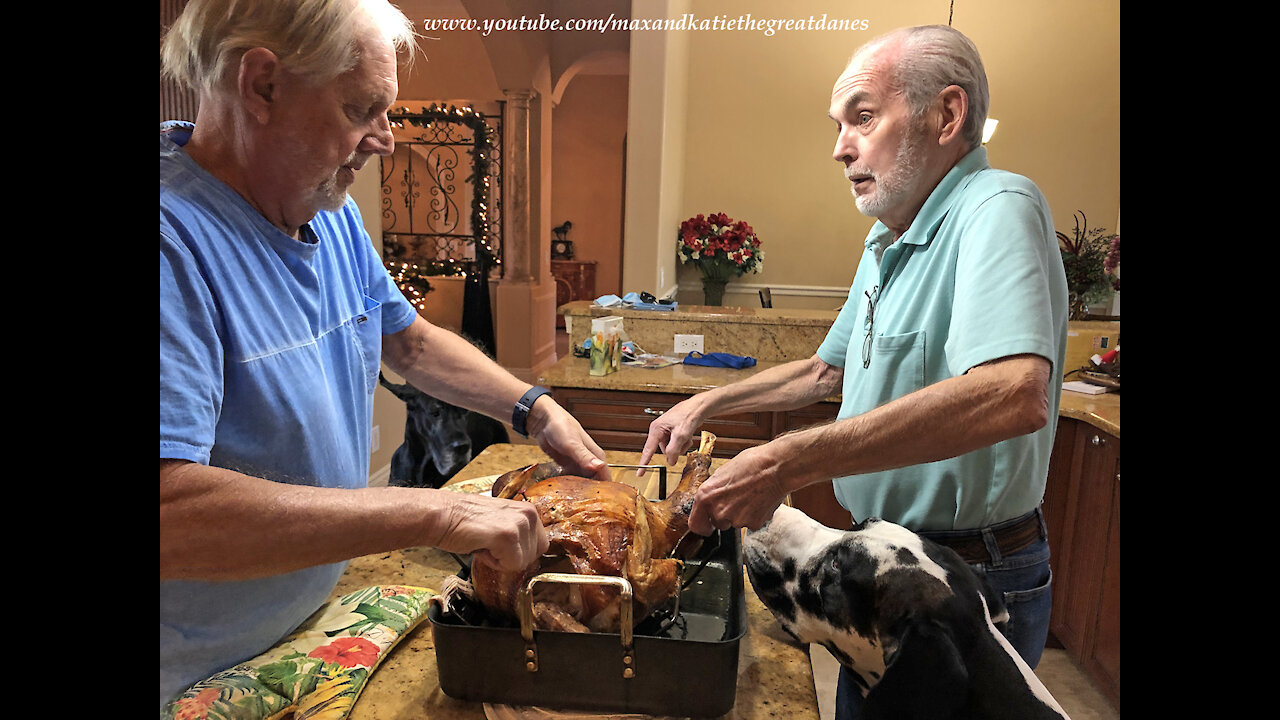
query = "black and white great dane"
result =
(744, 504, 1069, 720)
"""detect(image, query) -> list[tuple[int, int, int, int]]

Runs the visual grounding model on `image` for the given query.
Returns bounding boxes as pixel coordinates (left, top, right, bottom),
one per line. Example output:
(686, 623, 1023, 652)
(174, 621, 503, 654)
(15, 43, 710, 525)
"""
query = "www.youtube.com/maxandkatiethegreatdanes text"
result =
(421, 12, 870, 38)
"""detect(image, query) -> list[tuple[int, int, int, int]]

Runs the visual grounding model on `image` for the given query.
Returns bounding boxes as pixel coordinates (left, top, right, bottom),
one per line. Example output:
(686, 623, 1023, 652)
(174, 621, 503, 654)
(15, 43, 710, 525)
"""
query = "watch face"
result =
(552, 240, 573, 259)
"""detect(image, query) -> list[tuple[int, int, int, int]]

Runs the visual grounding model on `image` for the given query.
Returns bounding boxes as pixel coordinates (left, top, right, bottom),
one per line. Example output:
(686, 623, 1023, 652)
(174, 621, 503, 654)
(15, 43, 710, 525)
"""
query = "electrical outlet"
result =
(371, 425, 380, 453)
(673, 334, 704, 354)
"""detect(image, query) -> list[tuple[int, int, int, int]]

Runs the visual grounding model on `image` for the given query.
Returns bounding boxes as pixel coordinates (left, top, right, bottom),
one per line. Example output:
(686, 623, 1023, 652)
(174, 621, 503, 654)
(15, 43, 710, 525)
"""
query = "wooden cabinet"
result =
(1042, 416, 1120, 707)
(550, 387, 851, 530)
(550, 261, 597, 328)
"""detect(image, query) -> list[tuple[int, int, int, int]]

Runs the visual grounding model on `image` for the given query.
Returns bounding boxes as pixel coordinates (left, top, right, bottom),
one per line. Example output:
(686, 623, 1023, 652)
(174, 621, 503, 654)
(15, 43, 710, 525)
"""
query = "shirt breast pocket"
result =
(866, 330, 927, 406)
(351, 294, 383, 395)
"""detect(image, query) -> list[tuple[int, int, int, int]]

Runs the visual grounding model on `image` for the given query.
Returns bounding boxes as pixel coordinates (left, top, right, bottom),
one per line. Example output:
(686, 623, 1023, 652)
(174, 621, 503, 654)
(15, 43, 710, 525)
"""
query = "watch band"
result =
(512, 386, 552, 438)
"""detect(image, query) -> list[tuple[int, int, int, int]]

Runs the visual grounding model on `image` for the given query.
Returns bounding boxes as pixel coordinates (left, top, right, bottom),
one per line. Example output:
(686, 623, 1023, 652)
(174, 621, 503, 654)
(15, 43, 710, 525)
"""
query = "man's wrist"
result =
(771, 423, 842, 494)
(512, 386, 552, 438)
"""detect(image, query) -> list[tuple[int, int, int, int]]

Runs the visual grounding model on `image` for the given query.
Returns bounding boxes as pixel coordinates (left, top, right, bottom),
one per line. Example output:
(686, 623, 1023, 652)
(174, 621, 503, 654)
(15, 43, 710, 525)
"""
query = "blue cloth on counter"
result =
(682, 351, 756, 369)
(627, 301, 677, 311)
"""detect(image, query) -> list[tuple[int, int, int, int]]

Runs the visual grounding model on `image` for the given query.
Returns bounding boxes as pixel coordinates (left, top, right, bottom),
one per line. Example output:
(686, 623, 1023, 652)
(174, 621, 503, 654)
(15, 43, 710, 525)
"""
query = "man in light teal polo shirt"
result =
(641, 25, 1067, 717)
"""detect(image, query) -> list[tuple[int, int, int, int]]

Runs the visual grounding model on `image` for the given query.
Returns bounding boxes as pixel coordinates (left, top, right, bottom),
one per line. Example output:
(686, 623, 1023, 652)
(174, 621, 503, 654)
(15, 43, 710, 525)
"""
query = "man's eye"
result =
(858, 113, 873, 126)
(347, 104, 378, 121)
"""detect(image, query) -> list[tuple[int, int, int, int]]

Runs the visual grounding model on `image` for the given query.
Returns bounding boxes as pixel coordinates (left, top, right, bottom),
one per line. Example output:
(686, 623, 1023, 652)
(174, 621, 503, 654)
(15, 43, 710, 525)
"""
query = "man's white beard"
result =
(314, 163, 359, 213)
(852, 118, 928, 219)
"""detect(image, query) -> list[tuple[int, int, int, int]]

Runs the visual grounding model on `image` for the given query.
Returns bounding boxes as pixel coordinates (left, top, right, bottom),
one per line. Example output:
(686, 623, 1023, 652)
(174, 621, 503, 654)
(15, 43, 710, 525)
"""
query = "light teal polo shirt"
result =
(816, 147, 1068, 532)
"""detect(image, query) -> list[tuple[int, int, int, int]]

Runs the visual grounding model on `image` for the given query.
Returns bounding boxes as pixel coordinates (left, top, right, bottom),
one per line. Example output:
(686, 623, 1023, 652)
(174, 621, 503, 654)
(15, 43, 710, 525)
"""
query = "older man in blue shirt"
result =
(160, 0, 611, 708)
(641, 25, 1067, 719)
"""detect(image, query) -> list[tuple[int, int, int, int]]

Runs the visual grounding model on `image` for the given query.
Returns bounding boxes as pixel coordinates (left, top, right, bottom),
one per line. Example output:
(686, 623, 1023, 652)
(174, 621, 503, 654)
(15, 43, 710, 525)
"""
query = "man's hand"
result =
(427, 491, 549, 572)
(686, 443, 790, 535)
(638, 396, 706, 471)
(525, 397, 611, 482)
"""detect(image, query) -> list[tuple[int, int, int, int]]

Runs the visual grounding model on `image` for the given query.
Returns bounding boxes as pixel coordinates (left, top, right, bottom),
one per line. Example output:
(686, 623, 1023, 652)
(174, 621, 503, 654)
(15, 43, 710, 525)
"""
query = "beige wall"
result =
(625, 0, 1121, 309)
(622, 0, 691, 299)
(552, 73, 630, 295)
(361, 0, 1121, 476)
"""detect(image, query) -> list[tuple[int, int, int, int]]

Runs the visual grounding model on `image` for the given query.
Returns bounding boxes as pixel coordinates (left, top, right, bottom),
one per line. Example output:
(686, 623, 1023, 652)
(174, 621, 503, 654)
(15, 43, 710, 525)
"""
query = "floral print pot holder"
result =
(162, 585, 436, 720)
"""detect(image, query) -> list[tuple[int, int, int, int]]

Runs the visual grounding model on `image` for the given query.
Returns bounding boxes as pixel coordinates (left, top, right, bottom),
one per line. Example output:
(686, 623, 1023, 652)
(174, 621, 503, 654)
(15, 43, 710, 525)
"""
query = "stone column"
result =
(502, 89, 534, 283)
(494, 88, 558, 381)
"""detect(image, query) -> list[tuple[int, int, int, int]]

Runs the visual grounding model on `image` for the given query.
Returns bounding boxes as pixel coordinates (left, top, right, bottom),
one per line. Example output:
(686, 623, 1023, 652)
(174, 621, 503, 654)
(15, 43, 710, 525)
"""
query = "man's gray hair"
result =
(161, 0, 417, 97)
(855, 25, 990, 150)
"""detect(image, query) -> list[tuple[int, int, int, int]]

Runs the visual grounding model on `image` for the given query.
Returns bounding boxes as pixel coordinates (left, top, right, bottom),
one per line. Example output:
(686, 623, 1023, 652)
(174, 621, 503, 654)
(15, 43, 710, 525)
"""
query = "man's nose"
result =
(361, 115, 395, 156)
(832, 129, 854, 165)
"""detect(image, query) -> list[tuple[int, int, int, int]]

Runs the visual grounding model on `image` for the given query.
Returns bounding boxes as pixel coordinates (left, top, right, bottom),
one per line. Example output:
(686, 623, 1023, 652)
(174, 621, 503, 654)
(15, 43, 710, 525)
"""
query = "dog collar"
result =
(512, 386, 552, 438)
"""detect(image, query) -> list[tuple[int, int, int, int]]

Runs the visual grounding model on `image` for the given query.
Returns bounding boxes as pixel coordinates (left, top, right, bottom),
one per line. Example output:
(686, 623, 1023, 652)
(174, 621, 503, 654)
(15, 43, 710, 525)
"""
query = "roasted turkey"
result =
(470, 433, 717, 633)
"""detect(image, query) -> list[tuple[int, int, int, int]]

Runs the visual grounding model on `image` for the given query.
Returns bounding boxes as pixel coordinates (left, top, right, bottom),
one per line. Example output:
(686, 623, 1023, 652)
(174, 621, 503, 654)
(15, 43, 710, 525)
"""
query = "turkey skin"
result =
(471, 433, 717, 633)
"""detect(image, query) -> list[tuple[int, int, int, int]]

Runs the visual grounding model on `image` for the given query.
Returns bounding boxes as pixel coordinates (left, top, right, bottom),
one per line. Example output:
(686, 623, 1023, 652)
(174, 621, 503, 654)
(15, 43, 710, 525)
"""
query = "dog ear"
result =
(378, 372, 419, 402)
(861, 621, 969, 720)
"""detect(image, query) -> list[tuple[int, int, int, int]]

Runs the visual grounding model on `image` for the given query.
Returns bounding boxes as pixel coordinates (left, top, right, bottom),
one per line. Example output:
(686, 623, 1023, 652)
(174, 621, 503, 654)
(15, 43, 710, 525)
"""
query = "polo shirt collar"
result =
(864, 146, 990, 255)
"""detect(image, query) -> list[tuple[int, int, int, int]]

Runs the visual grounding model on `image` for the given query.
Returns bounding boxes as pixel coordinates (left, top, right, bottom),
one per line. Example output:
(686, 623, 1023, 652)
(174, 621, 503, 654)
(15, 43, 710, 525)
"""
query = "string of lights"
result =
(387, 104, 501, 274)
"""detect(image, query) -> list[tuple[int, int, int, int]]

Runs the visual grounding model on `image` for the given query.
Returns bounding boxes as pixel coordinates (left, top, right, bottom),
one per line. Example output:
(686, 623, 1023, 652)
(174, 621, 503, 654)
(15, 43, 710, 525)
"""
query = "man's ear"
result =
(934, 84, 969, 147)
(237, 47, 281, 125)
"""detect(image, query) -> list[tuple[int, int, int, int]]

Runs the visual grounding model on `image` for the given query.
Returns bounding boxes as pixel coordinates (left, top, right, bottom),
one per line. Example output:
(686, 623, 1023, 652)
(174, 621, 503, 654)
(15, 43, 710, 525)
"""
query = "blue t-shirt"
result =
(816, 147, 1067, 532)
(159, 122, 417, 705)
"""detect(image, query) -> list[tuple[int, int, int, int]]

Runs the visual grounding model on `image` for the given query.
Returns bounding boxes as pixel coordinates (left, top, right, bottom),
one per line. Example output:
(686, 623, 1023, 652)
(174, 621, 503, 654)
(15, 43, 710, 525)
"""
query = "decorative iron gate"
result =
(381, 104, 503, 288)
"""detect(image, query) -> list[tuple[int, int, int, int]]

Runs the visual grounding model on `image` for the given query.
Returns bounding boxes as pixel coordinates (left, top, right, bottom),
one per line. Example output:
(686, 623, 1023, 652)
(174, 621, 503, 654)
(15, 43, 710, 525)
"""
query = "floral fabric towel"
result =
(162, 585, 436, 720)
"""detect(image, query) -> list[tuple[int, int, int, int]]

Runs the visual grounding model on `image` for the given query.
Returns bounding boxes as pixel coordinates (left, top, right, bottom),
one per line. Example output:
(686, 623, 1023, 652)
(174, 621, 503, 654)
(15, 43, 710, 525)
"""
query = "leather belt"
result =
(918, 507, 1045, 565)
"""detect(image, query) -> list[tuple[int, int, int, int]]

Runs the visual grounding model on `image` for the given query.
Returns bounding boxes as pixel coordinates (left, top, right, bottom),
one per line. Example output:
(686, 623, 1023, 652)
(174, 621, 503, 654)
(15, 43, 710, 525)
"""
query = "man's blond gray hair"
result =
(161, 0, 417, 97)
(853, 25, 990, 150)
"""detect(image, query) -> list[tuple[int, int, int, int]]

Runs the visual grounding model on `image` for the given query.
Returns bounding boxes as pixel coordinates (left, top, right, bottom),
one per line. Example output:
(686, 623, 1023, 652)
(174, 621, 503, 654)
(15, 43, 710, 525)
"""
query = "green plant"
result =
(1056, 210, 1118, 319)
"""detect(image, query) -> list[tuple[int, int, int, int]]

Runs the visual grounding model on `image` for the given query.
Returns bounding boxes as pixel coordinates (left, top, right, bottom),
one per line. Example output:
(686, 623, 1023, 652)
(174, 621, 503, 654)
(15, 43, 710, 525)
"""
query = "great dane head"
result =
(378, 373, 472, 487)
(744, 504, 1068, 720)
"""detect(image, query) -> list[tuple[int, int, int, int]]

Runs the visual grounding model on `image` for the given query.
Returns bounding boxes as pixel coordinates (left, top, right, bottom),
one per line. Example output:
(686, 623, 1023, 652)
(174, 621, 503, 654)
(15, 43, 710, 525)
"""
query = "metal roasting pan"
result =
(429, 527, 747, 717)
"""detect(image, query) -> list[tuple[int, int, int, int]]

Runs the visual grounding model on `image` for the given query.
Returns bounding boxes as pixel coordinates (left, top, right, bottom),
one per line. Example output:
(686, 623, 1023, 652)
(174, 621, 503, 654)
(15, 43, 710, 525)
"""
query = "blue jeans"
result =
(834, 533, 1053, 720)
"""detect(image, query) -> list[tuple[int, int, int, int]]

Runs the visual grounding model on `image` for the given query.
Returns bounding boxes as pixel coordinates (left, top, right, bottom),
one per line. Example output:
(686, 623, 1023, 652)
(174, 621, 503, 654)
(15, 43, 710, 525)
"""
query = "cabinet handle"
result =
(1090, 434, 1104, 446)
(643, 407, 665, 416)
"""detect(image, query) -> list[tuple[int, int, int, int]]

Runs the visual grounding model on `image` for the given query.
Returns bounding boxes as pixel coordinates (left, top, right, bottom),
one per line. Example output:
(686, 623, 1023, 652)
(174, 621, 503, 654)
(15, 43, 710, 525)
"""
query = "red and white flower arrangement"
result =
(678, 212, 764, 281)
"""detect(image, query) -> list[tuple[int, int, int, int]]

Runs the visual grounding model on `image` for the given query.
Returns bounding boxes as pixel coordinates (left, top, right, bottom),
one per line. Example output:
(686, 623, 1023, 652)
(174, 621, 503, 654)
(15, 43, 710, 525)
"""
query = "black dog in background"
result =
(378, 373, 510, 488)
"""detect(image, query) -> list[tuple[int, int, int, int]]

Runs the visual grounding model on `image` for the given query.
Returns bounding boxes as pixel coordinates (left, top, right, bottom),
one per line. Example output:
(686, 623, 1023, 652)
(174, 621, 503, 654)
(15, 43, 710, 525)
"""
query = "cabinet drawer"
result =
(551, 387, 775, 450)
(779, 401, 840, 432)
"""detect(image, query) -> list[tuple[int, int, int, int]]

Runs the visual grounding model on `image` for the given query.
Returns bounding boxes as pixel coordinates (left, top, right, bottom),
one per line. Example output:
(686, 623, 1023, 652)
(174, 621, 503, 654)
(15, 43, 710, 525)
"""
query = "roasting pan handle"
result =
(516, 572, 636, 678)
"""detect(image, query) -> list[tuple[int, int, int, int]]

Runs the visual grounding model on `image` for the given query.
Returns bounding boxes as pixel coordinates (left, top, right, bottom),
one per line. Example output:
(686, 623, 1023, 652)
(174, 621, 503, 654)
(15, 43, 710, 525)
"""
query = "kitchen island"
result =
(330, 444, 821, 720)
(539, 351, 1122, 706)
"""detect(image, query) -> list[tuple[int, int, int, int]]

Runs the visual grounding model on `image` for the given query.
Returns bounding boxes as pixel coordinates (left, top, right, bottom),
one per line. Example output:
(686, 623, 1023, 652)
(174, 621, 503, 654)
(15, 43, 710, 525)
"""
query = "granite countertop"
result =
(561, 300, 839, 327)
(331, 444, 821, 720)
(541, 355, 1120, 436)
(539, 353, 810, 396)
(1057, 390, 1120, 437)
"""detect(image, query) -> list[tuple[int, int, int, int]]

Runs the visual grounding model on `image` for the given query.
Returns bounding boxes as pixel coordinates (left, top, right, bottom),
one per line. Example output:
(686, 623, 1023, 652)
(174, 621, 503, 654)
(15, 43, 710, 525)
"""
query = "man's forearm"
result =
(767, 354, 1052, 494)
(382, 317, 529, 421)
(159, 460, 448, 581)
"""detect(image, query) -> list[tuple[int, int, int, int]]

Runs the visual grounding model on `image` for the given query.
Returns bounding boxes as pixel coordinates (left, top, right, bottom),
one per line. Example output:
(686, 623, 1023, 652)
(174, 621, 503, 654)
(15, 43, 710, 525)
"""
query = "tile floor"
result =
(809, 643, 1118, 719)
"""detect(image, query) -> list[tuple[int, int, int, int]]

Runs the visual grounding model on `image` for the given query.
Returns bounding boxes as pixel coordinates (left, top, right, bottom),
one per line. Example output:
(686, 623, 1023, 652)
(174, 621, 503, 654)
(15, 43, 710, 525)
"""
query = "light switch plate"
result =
(674, 334, 704, 353)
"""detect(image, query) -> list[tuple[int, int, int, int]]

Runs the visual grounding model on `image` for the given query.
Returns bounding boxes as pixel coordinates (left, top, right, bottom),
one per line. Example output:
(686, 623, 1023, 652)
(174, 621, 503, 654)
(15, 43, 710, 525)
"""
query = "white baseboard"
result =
(369, 462, 391, 488)
(677, 281, 850, 300)
(720, 281, 850, 299)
